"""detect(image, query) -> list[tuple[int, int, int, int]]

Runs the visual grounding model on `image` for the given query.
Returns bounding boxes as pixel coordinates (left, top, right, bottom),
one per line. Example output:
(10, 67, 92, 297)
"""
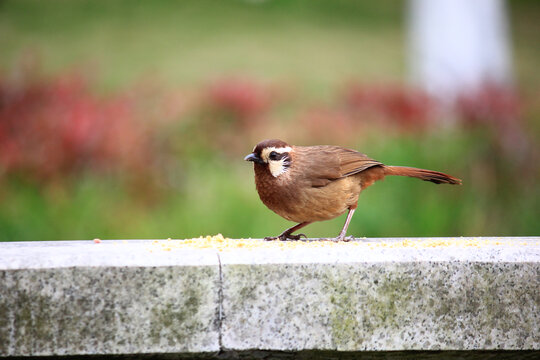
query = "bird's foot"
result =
(264, 233, 307, 241)
(282, 233, 307, 241)
(333, 234, 354, 242)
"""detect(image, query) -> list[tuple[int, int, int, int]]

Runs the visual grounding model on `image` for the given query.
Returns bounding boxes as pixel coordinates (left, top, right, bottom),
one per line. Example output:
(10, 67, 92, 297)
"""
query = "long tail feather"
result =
(384, 166, 462, 185)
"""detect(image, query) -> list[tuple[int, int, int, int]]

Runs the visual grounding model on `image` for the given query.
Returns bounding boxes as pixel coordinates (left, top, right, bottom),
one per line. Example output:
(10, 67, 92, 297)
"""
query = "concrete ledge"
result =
(1, 237, 539, 357)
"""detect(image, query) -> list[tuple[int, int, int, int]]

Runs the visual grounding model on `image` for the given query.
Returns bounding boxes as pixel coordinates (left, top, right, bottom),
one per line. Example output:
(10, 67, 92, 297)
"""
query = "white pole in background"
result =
(408, 0, 513, 107)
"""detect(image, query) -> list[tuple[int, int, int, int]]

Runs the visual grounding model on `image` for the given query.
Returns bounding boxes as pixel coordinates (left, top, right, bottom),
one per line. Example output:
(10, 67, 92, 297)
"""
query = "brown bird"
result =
(244, 139, 461, 241)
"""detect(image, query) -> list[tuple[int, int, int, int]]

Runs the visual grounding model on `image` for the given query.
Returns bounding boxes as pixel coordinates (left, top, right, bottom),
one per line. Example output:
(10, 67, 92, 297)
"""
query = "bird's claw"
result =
(282, 233, 307, 241)
(264, 233, 307, 241)
(333, 235, 354, 242)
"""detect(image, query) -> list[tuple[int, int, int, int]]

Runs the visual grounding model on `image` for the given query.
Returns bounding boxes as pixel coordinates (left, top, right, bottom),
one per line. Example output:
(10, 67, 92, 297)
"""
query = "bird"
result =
(244, 139, 461, 241)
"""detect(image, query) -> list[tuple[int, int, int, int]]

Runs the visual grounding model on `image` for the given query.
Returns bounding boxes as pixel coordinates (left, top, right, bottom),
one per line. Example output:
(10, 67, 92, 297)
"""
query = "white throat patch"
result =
(268, 158, 289, 177)
(260, 146, 292, 178)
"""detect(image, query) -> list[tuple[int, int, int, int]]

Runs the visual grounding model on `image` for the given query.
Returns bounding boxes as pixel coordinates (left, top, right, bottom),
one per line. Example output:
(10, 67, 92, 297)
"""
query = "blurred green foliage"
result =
(0, 0, 405, 95)
(0, 0, 539, 241)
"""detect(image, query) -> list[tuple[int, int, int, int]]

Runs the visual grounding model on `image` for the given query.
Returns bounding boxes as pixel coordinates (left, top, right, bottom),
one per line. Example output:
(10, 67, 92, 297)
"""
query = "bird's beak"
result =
(244, 153, 264, 164)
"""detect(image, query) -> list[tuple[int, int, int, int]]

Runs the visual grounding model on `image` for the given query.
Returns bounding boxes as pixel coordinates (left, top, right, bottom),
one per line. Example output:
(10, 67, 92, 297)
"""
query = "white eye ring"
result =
(261, 146, 292, 163)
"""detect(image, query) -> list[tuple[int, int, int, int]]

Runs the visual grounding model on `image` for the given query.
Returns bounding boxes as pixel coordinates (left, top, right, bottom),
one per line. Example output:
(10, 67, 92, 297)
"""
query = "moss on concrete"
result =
(1, 266, 220, 356)
(149, 271, 210, 348)
(325, 265, 415, 350)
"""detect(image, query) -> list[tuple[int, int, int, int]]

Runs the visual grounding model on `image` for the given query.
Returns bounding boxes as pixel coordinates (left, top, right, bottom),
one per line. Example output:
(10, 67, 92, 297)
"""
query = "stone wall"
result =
(1, 237, 538, 358)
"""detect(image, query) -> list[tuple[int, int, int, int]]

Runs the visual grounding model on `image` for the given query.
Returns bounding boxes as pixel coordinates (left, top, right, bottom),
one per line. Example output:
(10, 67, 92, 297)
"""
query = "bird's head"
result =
(244, 139, 292, 177)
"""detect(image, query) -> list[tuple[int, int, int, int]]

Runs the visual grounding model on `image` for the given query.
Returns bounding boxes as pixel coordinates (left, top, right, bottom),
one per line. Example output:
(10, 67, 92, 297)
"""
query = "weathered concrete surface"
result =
(219, 237, 540, 351)
(0, 237, 539, 357)
(0, 241, 221, 356)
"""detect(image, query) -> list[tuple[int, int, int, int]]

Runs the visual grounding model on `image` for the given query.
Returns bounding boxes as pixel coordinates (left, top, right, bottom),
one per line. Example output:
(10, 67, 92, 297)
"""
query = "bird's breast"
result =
(254, 166, 297, 220)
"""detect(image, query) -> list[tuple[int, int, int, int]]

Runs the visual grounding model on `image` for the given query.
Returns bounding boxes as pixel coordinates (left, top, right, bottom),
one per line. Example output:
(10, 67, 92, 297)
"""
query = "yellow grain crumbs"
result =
(145, 235, 537, 252)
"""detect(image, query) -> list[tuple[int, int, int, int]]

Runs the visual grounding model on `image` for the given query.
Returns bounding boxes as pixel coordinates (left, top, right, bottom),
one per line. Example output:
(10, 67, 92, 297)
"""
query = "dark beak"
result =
(244, 153, 264, 164)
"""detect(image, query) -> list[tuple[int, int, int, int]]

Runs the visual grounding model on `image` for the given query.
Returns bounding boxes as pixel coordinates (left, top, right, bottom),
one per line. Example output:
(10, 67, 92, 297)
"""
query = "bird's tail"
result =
(384, 166, 462, 185)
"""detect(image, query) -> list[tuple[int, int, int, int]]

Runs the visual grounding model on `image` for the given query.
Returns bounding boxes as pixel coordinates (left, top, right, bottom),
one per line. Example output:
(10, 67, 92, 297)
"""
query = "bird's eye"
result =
(269, 151, 280, 161)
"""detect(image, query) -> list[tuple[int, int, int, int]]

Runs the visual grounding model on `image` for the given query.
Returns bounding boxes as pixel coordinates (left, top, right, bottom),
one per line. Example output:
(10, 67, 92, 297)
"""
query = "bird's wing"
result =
(337, 147, 383, 177)
(294, 145, 383, 187)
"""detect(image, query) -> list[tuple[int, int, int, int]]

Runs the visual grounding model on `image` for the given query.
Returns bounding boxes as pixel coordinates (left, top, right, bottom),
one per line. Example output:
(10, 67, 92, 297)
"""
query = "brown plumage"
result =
(245, 139, 461, 241)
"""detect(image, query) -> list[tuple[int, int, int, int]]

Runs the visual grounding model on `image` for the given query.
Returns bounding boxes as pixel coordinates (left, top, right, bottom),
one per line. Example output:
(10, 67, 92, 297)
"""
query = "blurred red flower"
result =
(0, 70, 154, 183)
(343, 82, 436, 130)
(206, 77, 273, 124)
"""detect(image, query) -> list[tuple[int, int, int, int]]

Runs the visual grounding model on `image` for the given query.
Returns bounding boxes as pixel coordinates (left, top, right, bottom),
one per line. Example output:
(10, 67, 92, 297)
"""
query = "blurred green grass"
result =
(0, 0, 539, 241)
(0, 0, 405, 96)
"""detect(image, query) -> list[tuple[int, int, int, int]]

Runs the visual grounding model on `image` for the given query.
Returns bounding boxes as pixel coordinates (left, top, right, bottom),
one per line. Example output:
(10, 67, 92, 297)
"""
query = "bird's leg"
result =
(334, 207, 356, 242)
(265, 222, 312, 241)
